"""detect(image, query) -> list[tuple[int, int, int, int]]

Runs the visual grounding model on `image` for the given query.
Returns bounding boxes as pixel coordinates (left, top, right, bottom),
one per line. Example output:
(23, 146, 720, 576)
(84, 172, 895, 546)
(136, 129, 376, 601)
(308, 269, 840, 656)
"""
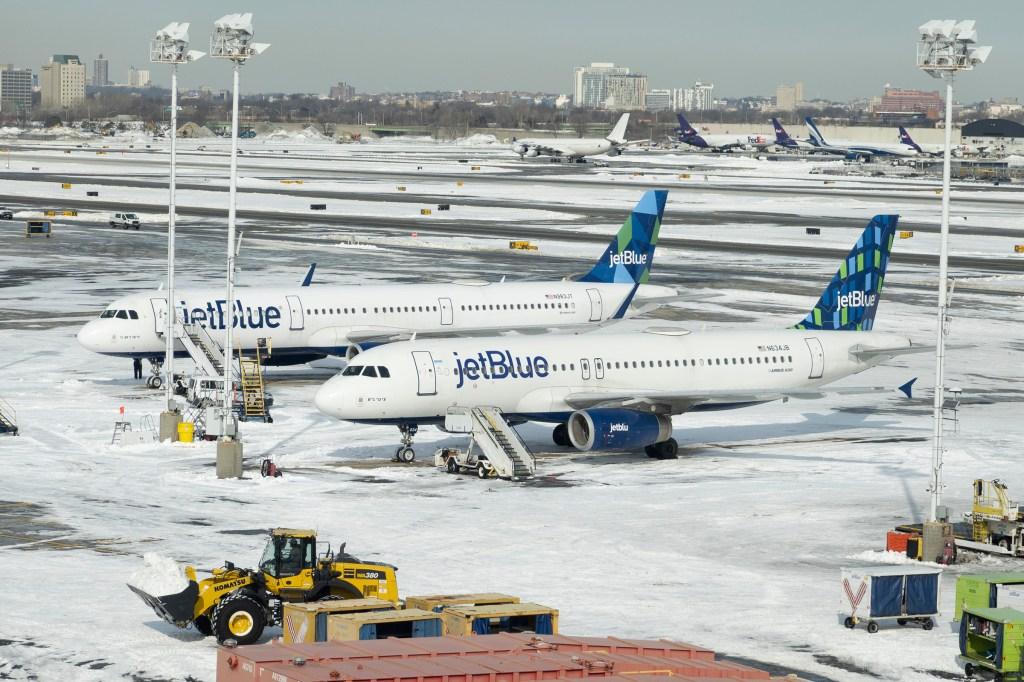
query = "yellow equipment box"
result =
(404, 593, 520, 612)
(326, 608, 442, 642)
(283, 598, 396, 643)
(1015, 244, 1024, 254)
(61, 183, 72, 189)
(509, 240, 538, 251)
(900, 231, 914, 239)
(420, 208, 432, 215)
(440, 602, 558, 636)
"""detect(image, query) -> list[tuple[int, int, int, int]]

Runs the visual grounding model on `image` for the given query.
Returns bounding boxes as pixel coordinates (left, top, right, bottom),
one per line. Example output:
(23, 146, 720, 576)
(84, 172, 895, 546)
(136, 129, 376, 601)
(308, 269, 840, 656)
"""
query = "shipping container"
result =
(441, 602, 558, 636)
(283, 599, 397, 644)
(840, 565, 941, 633)
(326, 608, 443, 641)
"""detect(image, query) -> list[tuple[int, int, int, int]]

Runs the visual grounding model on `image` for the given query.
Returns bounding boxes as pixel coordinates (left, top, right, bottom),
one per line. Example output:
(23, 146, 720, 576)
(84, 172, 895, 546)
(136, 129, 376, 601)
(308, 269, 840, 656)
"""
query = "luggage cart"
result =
(840, 565, 942, 633)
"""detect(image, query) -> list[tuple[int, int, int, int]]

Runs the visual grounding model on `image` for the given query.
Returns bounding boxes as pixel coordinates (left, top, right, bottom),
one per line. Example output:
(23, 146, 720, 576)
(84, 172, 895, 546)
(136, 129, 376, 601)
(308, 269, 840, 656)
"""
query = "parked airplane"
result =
(805, 117, 917, 160)
(77, 191, 673, 378)
(511, 113, 635, 161)
(898, 127, 978, 157)
(674, 113, 773, 151)
(315, 215, 920, 461)
(771, 118, 816, 150)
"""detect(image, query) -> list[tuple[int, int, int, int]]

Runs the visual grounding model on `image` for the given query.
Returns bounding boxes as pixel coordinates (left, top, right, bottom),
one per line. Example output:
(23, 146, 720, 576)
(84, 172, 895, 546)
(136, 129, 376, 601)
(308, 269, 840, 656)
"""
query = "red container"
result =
(886, 531, 913, 553)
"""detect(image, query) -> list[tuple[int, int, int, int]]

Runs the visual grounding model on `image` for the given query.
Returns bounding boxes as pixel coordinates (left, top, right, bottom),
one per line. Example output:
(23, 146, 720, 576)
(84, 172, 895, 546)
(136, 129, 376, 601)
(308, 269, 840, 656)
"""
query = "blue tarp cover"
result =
(412, 619, 442, 637)
(905, 573, 939, 615)
(535, 613, 553, 635)
(359, 623, 376, 640)
(472, 618, 491, 635)
(871, 575, 904, 617)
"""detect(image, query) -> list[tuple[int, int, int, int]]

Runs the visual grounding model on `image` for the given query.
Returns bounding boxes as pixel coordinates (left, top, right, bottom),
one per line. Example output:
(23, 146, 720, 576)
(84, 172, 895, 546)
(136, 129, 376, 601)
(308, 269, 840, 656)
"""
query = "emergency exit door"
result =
(439, 297, 453, 325)
(804, 337, 825, 379)
(411, 351, 437, 395)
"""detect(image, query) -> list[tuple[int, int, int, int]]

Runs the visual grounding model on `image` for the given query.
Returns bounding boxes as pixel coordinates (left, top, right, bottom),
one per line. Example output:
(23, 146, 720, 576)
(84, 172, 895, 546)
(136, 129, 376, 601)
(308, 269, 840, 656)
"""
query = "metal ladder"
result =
(0, 397, 18, 436)
(238, 356, 268, 421)
(470, 406, 535, 479)
(111, 421, 132, 445)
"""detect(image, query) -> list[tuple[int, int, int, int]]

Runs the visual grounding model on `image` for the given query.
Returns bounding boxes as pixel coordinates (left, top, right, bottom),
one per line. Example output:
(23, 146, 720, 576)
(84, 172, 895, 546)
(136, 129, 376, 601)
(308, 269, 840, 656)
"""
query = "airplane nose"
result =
(76, 321, 103, 352)
(314, 379, 346, 419)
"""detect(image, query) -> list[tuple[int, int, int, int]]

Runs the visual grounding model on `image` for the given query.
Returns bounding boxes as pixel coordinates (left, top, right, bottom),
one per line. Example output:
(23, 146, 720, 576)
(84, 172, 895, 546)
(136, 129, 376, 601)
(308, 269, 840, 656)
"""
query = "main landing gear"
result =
(645, 439, 679, 460)
(552, 423, 570, 447)
(394, 424, 417, 463)
(146, 358, 164, 390)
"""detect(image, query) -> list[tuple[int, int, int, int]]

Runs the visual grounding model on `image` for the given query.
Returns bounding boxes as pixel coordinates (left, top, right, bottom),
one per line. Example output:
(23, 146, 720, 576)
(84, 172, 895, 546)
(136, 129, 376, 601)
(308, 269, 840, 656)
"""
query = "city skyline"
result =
(0, 0, 1018, 100)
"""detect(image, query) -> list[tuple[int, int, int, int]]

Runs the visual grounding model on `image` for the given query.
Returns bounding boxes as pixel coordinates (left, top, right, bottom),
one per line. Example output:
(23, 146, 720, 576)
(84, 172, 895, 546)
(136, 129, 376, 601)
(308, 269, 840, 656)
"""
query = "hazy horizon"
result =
(0, 0, 1019, 102)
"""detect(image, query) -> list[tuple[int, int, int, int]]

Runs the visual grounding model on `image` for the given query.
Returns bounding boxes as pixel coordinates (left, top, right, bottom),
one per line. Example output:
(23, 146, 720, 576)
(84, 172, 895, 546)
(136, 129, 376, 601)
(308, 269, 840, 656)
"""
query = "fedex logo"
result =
(610, 423, 629, 433)
(455, 350, 550, 389)
(838, 291, 876, 309)
(609, 251, 647, 267)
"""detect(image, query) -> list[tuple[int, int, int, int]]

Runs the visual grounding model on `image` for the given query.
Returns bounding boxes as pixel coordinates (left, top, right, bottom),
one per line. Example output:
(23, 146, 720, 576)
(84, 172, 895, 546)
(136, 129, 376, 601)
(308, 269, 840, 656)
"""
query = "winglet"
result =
(898, 377, 917, 399)
(301, 263, 317, 287)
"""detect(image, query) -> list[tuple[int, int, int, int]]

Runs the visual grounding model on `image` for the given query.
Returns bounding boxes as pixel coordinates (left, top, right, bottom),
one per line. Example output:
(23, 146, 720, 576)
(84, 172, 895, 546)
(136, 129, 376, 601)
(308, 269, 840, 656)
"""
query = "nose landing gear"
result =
(145, 358, 164, 390)
(394, 424, 417, 463)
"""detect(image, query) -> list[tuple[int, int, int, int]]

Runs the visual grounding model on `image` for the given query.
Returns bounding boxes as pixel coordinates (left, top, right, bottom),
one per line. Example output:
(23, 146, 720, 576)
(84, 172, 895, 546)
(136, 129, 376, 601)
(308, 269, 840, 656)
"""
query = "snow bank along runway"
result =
(1, 137, 1023, 682)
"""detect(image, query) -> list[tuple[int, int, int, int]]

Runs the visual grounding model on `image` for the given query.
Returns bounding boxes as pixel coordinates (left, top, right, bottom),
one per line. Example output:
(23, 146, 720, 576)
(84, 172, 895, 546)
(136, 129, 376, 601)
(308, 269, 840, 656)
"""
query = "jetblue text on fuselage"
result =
(454, 350, 550, 388)
(838, 291, 877, 309)
(609, 251, 647, 266)
(178, 299, 282, 330)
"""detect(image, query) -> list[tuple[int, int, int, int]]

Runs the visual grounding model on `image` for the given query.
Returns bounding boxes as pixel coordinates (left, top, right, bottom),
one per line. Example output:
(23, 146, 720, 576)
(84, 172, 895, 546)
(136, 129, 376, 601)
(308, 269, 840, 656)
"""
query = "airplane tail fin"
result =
(794, 215, 899, 331)
(772, 118, 793, 145)
(805, 116, 827, 146)
(898, 126, 922, 152)
(676, 112, 698, 137)
(581, 190, 668, 315)
(606, 113, 629, 144)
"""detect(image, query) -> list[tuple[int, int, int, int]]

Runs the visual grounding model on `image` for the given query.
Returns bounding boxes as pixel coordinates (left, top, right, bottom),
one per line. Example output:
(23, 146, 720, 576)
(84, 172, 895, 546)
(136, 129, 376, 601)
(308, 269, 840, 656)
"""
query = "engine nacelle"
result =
(512, 143, 527, 154)
(525, 148, 540, 157)
(567, 409, 672, 451)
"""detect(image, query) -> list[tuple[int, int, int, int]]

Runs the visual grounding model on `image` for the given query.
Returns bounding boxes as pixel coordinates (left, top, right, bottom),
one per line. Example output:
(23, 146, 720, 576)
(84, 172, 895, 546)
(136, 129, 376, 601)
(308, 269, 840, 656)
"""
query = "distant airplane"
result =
(77, 191, 674, 379)
(315, 214, 921, 460)
(511, 113, 638, 161)
(771, 118, 817, 150)
(674, 113, 773, 152)
(805, 117, 917, 161)
(898, 127, 978, 157)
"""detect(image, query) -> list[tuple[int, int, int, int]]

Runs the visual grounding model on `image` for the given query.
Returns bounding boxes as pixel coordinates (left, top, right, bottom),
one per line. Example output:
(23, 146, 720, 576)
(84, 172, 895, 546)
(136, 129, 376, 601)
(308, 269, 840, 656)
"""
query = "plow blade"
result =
(128, 581, 199, 628)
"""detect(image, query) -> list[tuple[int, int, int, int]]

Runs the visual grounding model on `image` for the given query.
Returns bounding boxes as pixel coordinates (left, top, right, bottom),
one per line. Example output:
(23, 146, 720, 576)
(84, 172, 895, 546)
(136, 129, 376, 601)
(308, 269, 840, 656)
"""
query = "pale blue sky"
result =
(0, 0, 1018, 101)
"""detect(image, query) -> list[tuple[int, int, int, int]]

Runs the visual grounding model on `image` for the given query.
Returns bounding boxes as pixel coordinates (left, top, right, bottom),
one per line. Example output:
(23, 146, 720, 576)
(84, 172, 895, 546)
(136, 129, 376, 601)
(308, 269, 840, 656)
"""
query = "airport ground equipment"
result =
(958, 606, 1024, 681)
(433, 406, 535, 479)
(326, 608, 442, 642)
(956, 574, 1024, 622)
(128, 528, 399, 645)
(25, 220, 51, 237)
(404, 593, 519, 612)
(509, 240, 538, 251)
(964, 480, 1024, 557)
(0, 397, 18, 435)
(840, 565, 941, 633)
(440, 602, 558, 636)
(283, 599, 396, 644)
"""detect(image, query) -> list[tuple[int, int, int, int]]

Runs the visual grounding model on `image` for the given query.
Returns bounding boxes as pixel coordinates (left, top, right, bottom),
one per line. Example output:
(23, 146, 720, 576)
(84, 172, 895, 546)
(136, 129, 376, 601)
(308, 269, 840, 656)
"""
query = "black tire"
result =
(644, 444, 658, 458)
(193, 615, 213, 636)
(151, 375, 163, 389)
(446, 457, 458, 474)
(897, 618, 907, 626)
(843, 617, 855, 629)
(659, 438, 679, 459)
(398, 447, 415, 463)
(866, 621, 879, 634)
(552, 423, 570, 447)
(477, 462, 488, 479)
(964, 663, 975, 677)
(922, 618, 934, 631)
(109, 222, 115, 227)
(212, 593, 266, 645)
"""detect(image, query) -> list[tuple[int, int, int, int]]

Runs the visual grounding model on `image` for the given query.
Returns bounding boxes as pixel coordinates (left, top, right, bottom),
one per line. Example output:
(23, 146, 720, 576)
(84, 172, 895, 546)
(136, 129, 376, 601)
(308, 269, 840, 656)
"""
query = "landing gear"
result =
(145, 358, 164, 389)
(393, 424, 418, 463)
(552, 423, 570, 447)
(644, 438, 679, 460)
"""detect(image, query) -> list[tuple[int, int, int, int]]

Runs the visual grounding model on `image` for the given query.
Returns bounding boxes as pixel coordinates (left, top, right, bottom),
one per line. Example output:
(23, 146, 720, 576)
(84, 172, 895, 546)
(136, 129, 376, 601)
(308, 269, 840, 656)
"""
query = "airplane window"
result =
(656, 360, 662, 367)
(570, 363, 575, 371)
(363, 307, 367, 313)
(363, 366, 378, 377)
(460, 305, 465, 311)
(631, 361, 637, 369)
(306, 309, 311, 315)
(699, 359, 705, 366)
(715, 358, 721, 366)
(116, 310, 129, 319)
(342, 365, 362, 376)
(674, 360, 679, 367)
(788, 355, 793, 362)
(756, 357, 761, 364)
(100, 309, 116, 318)
(378, 367, 390, 378)
(773, 356, 778, 363)
(128, 310, 139, 319)
(740, 358, 745, 364)
(732, 358, 737, 365)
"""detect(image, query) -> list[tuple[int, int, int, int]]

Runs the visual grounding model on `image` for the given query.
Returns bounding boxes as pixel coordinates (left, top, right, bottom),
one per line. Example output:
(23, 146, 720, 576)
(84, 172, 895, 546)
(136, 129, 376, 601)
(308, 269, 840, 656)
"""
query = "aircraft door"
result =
(411, 351, 437, 395)
(594, 357, 605, 379)
(580, 358, 591, 380)
(804, 337, 825, 379)
(150, 297, 167, 335)
(285, 295, 304, 330)
(439, 297, 453, 325)
(586, 288, 603, 321)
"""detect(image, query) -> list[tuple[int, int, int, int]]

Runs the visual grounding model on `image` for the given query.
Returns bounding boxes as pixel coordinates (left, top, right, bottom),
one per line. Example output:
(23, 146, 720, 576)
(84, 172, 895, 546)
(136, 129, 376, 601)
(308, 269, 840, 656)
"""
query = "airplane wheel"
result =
(655, 439, 679, 459)
(552, 423, 570, 447)
(150, 375, 163, 390)
(446, 457, 459, 474)
(397, 447, 415, 463)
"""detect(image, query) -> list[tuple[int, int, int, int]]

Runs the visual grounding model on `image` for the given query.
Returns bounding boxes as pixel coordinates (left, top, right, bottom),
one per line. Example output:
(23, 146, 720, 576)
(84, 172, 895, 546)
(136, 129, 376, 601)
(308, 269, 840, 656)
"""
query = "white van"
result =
(110, 212, 141, 229)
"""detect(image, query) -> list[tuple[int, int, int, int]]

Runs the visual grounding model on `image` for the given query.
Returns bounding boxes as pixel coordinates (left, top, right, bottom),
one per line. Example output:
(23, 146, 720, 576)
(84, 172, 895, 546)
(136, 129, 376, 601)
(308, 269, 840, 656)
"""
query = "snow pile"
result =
(127, 553, 188, 596)
(454, 133, 499, 146)
(262, 126, 331, 142)
(847, 550, 942, 567)
(0, 126, 24, 137)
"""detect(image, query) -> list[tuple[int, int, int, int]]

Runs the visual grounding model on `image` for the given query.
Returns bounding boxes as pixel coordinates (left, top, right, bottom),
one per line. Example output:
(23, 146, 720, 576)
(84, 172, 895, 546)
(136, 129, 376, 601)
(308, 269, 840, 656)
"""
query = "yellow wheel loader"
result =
(128, 529, 398, 645)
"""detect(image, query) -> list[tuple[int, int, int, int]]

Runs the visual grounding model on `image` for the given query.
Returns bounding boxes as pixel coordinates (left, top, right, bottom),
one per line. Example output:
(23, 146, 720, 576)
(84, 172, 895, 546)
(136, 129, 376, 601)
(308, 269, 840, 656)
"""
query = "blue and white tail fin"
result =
(794, 215, 899, 331)
(898, 126, 923, 152)
(605, 113, 630, 144)
(805, 116, 827, 146)
(676, 113, 699, 138)
(581, 190, 667, 317)
(772, 118, 794, 146)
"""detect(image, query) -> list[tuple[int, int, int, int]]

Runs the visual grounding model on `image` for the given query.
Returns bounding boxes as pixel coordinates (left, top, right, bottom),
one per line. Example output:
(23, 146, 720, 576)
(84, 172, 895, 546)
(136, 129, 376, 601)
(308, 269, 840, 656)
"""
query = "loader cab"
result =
(258, 529, 316, 580)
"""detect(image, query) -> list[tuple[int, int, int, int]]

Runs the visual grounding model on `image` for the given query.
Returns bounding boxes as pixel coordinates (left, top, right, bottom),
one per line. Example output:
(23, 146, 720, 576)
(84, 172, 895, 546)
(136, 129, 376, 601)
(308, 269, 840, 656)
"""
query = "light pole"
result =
(915, 20, 991, 525)
(210, 13, 269, 478)
(151, 22, 204, 441)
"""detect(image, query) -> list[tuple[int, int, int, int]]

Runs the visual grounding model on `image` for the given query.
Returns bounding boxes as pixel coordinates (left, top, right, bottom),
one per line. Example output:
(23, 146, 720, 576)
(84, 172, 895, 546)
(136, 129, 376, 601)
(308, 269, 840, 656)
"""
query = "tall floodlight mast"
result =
(150, 22, 204, 440)
(915, 20, 991, 523)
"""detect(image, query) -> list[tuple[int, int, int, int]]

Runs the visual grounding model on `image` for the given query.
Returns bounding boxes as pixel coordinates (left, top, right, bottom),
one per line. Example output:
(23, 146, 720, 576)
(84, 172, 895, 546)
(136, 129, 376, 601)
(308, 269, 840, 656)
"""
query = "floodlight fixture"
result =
(210, 13, 270, 63)
(916, 18, 991, 77)
(151, 22, 205, 64)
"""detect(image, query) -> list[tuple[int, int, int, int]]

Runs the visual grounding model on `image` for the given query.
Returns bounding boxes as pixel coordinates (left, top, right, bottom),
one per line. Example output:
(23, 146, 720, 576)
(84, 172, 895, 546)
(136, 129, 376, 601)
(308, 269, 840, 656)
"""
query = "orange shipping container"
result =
(886, 531, 913, 553)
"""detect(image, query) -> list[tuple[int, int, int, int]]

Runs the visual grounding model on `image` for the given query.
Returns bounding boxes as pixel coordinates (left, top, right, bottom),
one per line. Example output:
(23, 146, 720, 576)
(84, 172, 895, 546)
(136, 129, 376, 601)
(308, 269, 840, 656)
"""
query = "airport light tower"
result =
(210, 13, 269, 477)
(916, 20, 991, 523)
(151, 22, 204, 440)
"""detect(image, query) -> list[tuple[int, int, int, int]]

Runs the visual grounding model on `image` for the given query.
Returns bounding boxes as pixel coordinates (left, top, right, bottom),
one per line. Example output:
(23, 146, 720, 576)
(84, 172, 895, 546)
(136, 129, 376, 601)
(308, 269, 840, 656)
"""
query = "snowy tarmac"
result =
(1, 135, 1023, 682)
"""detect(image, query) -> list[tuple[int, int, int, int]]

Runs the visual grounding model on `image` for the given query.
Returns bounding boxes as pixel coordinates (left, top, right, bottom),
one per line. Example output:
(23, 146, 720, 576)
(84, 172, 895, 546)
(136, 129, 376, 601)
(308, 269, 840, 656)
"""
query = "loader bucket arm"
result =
(128, 581, 200, 628)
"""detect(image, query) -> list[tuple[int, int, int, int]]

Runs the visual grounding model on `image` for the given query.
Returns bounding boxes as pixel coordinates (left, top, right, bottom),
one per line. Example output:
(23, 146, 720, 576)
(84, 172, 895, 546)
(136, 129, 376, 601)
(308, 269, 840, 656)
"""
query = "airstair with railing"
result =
(0, 397, 18, 436)
(440, 406, 535, 480)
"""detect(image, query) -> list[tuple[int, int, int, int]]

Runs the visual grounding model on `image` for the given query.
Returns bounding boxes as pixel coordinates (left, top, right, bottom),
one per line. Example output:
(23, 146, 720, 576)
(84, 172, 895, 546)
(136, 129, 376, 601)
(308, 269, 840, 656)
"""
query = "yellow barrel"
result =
(177, 422, 195, 443)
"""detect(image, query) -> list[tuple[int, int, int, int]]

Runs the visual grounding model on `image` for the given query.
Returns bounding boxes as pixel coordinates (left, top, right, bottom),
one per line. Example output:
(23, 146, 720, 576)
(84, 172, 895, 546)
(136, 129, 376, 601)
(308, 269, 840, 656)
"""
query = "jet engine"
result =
(512, 143, 527, 155)
(567, 408, 672, 451)
(607, 147, 622, 156)
(525, 148, 540, 157)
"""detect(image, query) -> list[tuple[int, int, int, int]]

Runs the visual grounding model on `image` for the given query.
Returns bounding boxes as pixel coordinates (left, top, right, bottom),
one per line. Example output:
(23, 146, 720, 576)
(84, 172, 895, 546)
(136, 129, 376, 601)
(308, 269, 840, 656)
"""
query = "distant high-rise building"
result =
(128, 66, 151, 88)
(644, 89, 672, 112)
(92, 54, 109, 87)
(330, 81, 356, 101)
(876, 86, 943, 119)
(572, 62, 630, 108)
(0, 65, 33, 113)
(40, 55, 85, 109)
(775, 82, 803, 111)
(605, 73, 647, 110)
(691, 81, 714, 111)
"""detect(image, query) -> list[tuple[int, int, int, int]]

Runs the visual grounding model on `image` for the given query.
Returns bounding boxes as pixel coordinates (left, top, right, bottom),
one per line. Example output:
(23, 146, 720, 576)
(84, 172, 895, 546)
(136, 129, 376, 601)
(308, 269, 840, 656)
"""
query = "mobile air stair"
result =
(434, 406, 536, 480)
(0, 397, 18, 436)
(237, 339, 270, 423)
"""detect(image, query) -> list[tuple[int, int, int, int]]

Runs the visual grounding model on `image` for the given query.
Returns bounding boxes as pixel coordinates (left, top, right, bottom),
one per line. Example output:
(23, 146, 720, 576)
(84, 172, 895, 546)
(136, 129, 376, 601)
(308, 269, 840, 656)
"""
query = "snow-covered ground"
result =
(1, 138, 1023, 682)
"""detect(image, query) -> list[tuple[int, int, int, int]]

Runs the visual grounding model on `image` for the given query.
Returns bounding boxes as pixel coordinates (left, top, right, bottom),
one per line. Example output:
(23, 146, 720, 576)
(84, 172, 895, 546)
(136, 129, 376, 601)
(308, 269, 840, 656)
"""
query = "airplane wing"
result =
(848, 343, 933, 360)
(525, 143, 577, 157)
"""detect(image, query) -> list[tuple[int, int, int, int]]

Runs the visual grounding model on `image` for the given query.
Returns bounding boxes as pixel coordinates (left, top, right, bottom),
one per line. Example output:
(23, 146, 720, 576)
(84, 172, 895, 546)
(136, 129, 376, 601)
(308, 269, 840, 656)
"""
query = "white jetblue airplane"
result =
(675, 113, 774, 152)
(511, 113, 635, 161)
(315, 215, 920, 460)
(77, 191, 672, 374)
(805, 117, 918, 161)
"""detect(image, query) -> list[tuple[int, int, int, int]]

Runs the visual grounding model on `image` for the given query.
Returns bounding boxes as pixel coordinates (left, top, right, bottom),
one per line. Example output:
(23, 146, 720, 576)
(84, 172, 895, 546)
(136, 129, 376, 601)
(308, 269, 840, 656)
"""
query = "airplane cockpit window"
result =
(378, 367, 391, 378)
(100, 309, 117, 318)
(115, 310, 129, 319)
(128, 310, 139, 319)
(342, 365, 362, 376)
(362, 366, 378, 378)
